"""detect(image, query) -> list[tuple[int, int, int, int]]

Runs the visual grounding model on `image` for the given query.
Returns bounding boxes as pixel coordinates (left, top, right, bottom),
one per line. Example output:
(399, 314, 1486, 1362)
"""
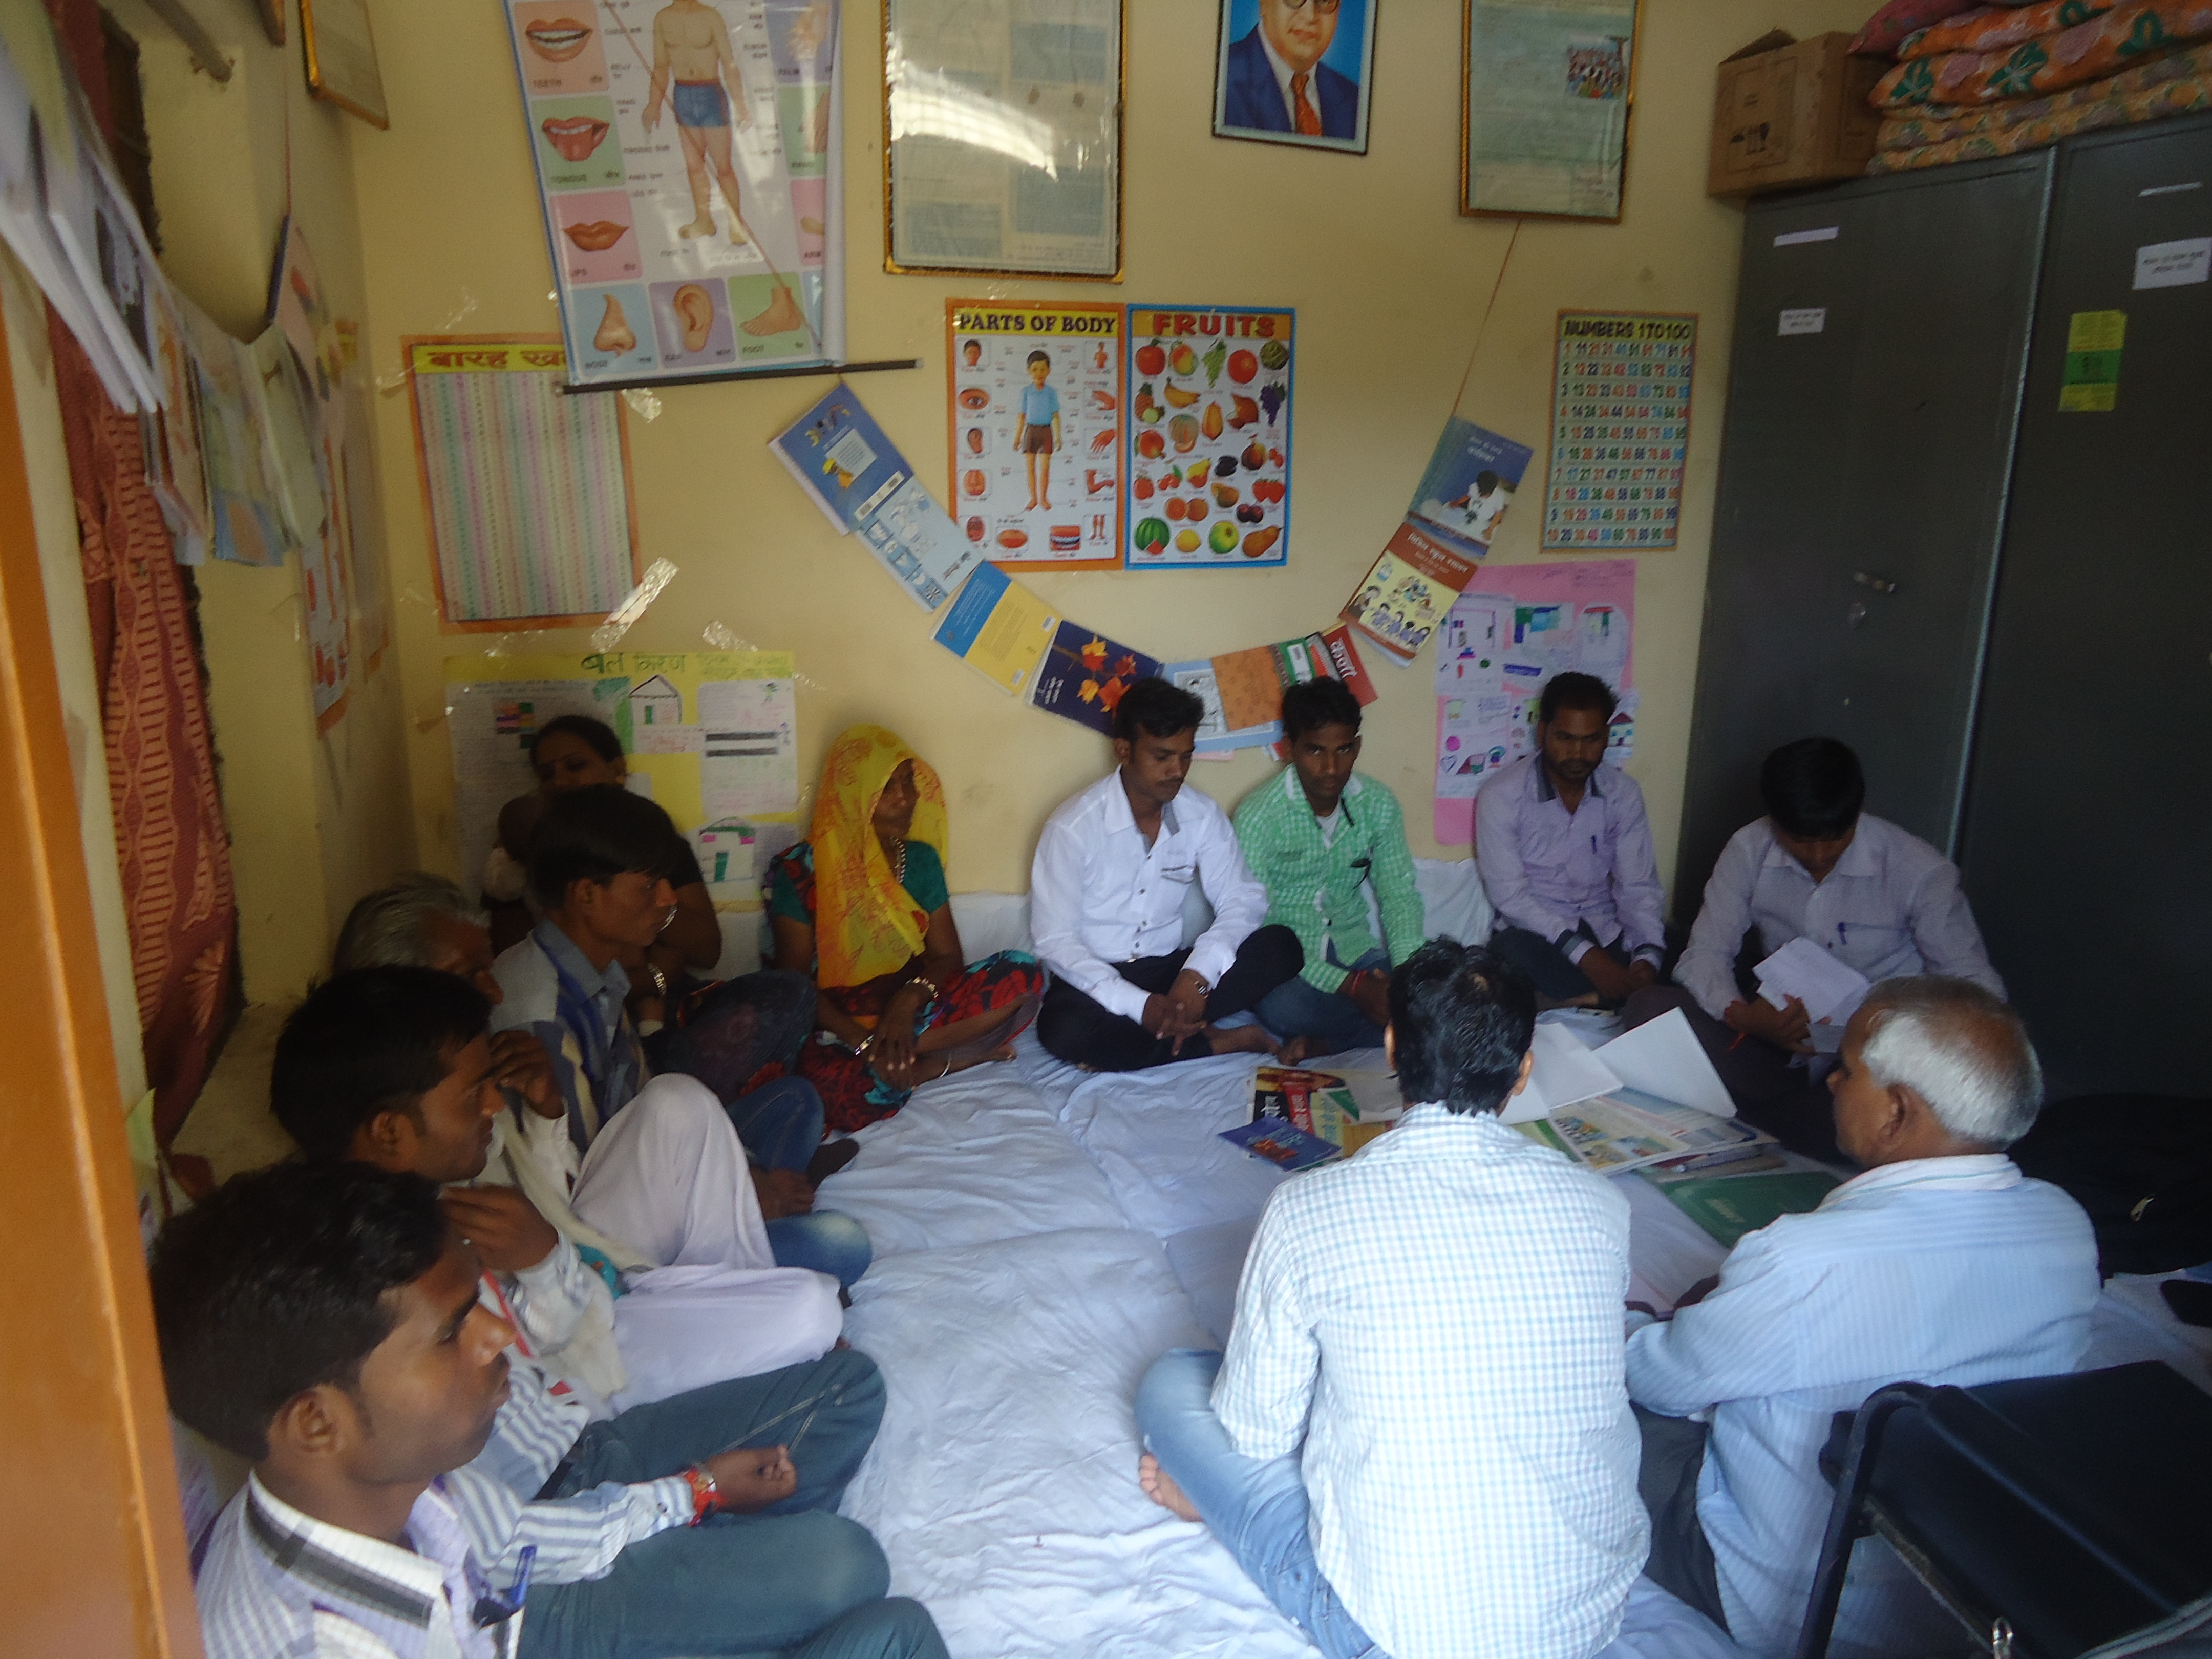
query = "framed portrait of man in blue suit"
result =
(1213, 0, 1375, 155)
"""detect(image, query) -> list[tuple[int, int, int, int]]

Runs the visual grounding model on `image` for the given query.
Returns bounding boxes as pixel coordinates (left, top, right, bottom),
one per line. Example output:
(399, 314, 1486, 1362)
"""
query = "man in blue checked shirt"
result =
(1133, 942, 1648, 1659)
(153, 1163, 946, 1659)
(1626, 977, 2097, 1659)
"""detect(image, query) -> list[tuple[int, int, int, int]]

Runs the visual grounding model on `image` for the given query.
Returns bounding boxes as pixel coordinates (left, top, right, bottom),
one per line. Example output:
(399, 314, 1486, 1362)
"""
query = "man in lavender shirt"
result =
(1625, 736, 2003, 1161)
(1476, 673, 1666, 1008)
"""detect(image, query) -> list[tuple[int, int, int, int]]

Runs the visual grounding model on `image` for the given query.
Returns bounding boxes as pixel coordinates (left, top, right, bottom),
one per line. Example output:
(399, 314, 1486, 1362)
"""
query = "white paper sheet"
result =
(697, 677, 798, 818)
(1755, 936, 1871, 1028)
(1590, 1009, 1736, 1119)
(1507, 1022, 1622, 1123)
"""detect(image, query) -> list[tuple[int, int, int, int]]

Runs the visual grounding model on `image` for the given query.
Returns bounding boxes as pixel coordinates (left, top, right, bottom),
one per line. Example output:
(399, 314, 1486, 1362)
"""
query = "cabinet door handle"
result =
(1853, 571, 1899, 594)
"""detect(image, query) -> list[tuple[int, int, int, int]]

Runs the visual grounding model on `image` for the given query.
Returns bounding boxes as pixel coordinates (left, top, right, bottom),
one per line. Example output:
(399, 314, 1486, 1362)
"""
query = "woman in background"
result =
(768, 726, 1043, 1132)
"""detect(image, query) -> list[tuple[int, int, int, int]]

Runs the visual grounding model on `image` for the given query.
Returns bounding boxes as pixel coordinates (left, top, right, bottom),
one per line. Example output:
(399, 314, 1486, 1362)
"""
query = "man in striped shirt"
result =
(1134, 942, 1647, 1659)
(1236, 677, 1426, 1056)
(152, 1163, 947, 1659)
(1626, 978, 2098, 1657)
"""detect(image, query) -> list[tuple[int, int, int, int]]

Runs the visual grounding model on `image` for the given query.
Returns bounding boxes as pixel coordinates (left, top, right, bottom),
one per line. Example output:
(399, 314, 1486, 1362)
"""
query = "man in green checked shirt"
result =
(1238, 679, 1427, 1056)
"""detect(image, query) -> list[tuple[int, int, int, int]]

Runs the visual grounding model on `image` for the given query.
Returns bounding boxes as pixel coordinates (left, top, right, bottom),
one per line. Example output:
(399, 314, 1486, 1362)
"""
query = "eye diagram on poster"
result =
(1211, 0, 1376, 155)
(1124, 305, 1294, 570)
(501, 0, 846, 386)
(1543, 311, 1694, 549)
(945, 300, 1123, 571)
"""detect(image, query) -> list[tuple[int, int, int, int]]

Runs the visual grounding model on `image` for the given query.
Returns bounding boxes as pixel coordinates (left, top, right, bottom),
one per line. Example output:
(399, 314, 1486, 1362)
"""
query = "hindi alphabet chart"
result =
(1543, 312, 1696, 549)
(945, 301, 1123, 571)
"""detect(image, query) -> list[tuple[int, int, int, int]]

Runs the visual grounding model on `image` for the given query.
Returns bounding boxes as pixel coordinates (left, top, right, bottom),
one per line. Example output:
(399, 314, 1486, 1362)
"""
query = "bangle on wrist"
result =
(683, 1463, 719, 1524)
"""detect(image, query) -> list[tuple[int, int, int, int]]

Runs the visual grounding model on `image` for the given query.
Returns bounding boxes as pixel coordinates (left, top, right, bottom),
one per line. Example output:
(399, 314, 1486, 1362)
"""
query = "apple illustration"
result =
(1135, 342, 1166, 376)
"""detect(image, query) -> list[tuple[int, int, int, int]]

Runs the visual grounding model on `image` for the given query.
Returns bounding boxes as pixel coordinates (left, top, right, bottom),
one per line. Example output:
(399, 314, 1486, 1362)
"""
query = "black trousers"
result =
(1037, 925, 1302, 1072)
(1633, 1403, 1729, 1632)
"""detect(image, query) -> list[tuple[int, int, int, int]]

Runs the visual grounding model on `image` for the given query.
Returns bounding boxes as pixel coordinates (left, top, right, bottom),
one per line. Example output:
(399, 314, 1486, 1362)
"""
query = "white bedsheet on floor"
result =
(820, 1033, 1746, 1659)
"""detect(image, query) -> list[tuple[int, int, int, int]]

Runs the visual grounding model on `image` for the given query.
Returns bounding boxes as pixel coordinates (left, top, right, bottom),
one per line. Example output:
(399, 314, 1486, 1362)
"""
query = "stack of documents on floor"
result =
(1508, 1011, 1774, 1177)
(1753, 937, 1870, 1054)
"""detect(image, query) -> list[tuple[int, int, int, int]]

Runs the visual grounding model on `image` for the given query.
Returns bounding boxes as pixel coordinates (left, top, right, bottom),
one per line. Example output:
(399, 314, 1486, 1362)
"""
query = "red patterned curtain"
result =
(41, 0, 239, 1144)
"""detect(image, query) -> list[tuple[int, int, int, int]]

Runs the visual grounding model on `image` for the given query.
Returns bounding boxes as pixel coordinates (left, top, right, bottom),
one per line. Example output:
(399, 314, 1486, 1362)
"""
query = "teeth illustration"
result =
(671, 284, 717, 352)
(562, 219, 629, 252)
(593, 294, 635, 353)
(524, 18, 593, 61)
(542, 115, 611, 162)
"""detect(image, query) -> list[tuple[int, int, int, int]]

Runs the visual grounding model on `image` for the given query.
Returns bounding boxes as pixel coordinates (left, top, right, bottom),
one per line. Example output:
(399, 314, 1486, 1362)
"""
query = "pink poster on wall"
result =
(1432, 558, 1638, 845)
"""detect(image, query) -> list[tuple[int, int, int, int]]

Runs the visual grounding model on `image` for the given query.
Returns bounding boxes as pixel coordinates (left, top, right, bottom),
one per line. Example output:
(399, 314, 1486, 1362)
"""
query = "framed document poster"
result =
(1461, 0, 1641, 222)
(884, 0, 1125, 279)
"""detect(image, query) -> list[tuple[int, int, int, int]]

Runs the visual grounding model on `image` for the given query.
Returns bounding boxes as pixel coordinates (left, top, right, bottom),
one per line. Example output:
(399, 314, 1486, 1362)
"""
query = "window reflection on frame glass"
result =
(883, 0, 1125, 280)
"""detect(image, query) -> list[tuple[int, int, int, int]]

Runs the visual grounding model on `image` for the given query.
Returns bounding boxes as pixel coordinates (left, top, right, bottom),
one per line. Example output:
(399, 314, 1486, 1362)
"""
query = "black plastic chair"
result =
(1794, 1363, 2212, 1659)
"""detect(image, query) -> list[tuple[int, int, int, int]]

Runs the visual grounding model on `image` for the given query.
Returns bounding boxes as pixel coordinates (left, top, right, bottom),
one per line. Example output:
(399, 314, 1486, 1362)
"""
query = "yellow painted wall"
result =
(112, 0, 416, 1001)
(358, 0, 1872, 905)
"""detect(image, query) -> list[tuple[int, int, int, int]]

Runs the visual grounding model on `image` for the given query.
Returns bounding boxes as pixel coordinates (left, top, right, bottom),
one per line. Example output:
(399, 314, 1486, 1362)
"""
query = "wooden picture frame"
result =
(301, 0, 390, 130)
(883, 0, 1126, 280)
(1461, 0, 1642, 222)
(254, 0, 286, 47)
(1211, 0, 1377, 156)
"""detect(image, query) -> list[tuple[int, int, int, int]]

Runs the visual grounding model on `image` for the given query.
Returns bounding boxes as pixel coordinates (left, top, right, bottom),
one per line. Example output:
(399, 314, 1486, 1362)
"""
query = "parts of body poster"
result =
(946, 300, 1123, 571)
(503, 0, 845, 386)
(1124, 305, 1293, 571)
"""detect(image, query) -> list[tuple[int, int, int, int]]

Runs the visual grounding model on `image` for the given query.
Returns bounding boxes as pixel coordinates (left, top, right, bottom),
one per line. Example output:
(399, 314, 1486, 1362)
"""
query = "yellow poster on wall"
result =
(443, 650, 798, 903)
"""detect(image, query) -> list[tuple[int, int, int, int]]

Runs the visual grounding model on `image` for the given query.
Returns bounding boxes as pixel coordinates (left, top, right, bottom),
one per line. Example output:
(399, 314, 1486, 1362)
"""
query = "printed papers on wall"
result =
(1544, 311, 1695, 549)
(1125, 305, 1293, 570)
(930, 562, 1058, 696)
(772, 384, 982, 611)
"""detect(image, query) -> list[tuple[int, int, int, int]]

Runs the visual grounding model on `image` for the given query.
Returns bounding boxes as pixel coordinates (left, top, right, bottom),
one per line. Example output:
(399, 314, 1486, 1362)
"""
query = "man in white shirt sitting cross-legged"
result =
(1031, 676, 1304, 1071)
(1134, 940, 1648, 1659)
(1626, 976, 2099, 1659)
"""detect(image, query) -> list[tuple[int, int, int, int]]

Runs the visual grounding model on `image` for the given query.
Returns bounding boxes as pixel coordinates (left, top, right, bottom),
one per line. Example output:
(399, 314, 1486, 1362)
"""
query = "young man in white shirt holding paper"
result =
(1133, 941, 1648, 1659)
(1626, 977, 2097, 1659)
(1030, 677, 1304, 1070)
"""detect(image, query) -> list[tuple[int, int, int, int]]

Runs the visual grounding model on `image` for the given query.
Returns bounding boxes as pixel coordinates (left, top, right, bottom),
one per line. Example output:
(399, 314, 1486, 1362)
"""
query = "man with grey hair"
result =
(1623, 976, 2100, 1659)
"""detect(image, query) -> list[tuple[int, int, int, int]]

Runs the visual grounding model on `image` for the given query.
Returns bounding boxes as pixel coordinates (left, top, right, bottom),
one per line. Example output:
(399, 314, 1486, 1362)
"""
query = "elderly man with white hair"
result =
(1623, 976, 2100, 1659)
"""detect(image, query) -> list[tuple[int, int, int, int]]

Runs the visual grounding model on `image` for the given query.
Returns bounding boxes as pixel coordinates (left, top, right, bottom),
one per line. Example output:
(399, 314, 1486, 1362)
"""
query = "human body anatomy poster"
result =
(1432, 559, 1637, 843)
(1124, 304, 1293, 570)
(1543, 311, 1695, 549)
(502, 0, 844, 385)
(444, 650, 799, 908)
(946, 300, 1123, 571)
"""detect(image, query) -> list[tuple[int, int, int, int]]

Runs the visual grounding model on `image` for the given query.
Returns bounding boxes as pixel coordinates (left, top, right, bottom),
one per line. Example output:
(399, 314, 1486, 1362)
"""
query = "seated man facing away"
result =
(1236, 677, 1425, 1056)
(276, 967, 841, 1413)
(491, 791, 869, 1286)
(1477, 672, 1665, 1008)
(1627, 736, 2003, 1159)
(1626, 977, 2097, 1658)
(151, 1162, 946, 1659)
(1031, 676, 1303, 1071)
(1135, 942, 1647, 1659)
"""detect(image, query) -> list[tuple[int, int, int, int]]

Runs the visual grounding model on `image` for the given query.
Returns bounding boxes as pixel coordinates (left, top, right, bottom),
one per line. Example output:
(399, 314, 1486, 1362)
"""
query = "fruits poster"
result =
(501, 0, 845, 387)
(945, 300, 1123, 572)
(1124, 305, 1294, 571)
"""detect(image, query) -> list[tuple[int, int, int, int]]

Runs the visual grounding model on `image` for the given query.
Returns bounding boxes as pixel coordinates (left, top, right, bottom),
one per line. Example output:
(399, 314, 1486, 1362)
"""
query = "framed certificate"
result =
(302, 0, 391, 129)
(1461, 0, 1641, 222)
(884, 0, 1125, 279)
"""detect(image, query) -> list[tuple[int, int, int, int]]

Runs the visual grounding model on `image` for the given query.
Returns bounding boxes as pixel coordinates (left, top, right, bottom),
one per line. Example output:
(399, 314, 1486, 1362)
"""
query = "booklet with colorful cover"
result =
(1660, 1169, 1841, 1249)
(1029, 622, 1160, 736)
(930, 561, 1059, 695)
(1220, 1117, 1340, 1173)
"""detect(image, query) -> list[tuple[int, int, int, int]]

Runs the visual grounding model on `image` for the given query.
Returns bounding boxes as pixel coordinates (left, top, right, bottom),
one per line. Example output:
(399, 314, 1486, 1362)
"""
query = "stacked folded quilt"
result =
(1848, 0, 2212, 172)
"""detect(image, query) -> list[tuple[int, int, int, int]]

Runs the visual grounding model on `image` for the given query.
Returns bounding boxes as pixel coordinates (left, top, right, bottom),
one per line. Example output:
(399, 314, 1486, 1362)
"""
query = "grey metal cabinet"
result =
(1677, 155, 2052, 911)
(1957, 116, 2212, 1097)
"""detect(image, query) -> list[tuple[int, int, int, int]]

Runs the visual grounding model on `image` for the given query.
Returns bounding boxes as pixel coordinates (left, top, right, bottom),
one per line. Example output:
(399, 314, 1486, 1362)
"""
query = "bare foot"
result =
(940, 1044, 1015, 1078)
(679, 217, 716, 239)
(1200, 1022, 1279, 1059)
(1277, 1035, 1314, 1066)
(1138, 1453, 1200, 1522)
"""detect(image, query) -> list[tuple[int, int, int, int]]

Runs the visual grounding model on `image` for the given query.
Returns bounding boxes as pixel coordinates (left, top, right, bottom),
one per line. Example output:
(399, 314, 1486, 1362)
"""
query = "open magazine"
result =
(1516, 1088, 1771, 1178)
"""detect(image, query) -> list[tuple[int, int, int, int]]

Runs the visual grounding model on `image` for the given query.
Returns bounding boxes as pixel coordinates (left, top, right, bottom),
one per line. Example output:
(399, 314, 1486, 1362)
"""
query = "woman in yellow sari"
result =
(766, 726, 1043, 1130)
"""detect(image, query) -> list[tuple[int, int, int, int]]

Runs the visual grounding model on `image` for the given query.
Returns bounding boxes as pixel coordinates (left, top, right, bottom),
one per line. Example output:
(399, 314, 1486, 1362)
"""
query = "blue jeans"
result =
(765, 1211, 873, 1289)
(1134, 1350, 1386, 1659)
(1253, 948, 1390, 1053)
(522, 1351, 903, 1658)
(728, 1076, 827, 1172)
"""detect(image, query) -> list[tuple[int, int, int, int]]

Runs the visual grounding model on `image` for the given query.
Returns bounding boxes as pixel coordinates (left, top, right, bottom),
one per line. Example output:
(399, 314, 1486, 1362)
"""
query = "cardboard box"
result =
(1709, 32, 1886, 199)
